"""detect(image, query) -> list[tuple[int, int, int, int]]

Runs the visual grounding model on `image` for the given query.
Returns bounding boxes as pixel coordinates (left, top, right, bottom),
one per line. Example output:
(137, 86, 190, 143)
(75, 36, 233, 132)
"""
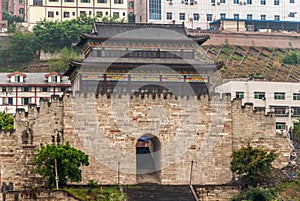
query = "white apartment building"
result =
(215, 80, 300, 135)
(24, 0, 129, 30)
(134, 0, 300, 30)
(0, 72, 71, 114)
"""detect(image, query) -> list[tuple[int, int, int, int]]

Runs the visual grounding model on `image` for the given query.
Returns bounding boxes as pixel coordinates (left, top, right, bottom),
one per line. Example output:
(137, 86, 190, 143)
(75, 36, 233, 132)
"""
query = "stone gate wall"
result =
(0, 93, 290, 189)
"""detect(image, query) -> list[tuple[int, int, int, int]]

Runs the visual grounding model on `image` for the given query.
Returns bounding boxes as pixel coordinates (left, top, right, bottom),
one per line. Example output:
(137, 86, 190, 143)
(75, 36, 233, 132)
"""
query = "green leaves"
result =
(0, 112, 14, 130)
(34, 142, 89, 188)
(230, 144, 277, 188)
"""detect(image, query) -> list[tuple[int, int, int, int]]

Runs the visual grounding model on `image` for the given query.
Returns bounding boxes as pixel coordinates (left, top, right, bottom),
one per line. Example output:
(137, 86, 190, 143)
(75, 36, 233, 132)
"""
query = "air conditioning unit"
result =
(190, 2, 194, 4)
(169, 1, 173, 4)
(194, 0, 197, 3)
(243, 1, 246, 4)
(239, 1, 243, 4)
(217, 1, 220, 4)
(189, 17, 193, 21)
(212, 3, 215, 5)
(181, 0, 185, 3)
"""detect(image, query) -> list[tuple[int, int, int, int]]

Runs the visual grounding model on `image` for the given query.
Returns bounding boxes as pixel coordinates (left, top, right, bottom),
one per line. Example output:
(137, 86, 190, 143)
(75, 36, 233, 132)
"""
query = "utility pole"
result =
(52, 135, 59, 189)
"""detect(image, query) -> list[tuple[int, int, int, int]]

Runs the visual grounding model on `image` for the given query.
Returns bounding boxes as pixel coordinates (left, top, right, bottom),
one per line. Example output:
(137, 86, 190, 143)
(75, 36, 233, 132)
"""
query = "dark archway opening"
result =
(136, 134, 161, 183)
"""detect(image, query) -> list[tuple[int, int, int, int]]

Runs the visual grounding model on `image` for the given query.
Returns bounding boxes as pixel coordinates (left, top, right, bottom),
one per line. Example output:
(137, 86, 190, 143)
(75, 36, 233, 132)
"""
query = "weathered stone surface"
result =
(0, 93, 290, 190)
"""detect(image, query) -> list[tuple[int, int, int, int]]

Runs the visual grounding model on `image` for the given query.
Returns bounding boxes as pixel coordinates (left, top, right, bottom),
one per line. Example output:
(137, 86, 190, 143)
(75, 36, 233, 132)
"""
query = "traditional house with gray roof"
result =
(0, 72, 71, 114)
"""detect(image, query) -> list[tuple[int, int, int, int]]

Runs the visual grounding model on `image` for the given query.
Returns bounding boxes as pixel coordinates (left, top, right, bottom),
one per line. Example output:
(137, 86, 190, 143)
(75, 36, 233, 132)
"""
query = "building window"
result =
(22, 87, 31, 92)
(211, 0, 215, 3)
(220, 13, 226, 19)
(41, 87, 48, 92)
(293, 93, 300, 100)
(65, 0, 74, 2)
(261, 15, 266, 20)
(276, 122, 286, 130)
(80, 11, 86, 16)
(193, 13, 199, 21)
(260, 0, 266, 5)
(49, 0, 58, 1)
(19, 8, 25, 14)
(166, 12, 172, 20)
(48, 11, 54, 18)
(81, 0, 90, 2)
(233, 0, 239, 4)
(247, 14, 252, 20)
(14, 75, 21, 83)
(290, 0, 294, 3)
(289, 12, 295, 17)
(220, 0, 225, 3)
(19, 0, 24, 3)
(234, 14, 239, 19)
(207, 14, 212, 21)
(254, 92, 265, 99)
(56, 11, 59, 15)
(72, 12, 75, 16)
(272, 106, 288, 116)
(274, 15, 280, 21)
(61, 87, 67, 92)
(274, 92, 285, 100)
(98, 0, 107, 2)
(8, 98, 13, 105)
(2, 87, 6, 92)
(113, 12, 119, 18)
(106, 11, 109, 15)
(247, 0, 252, 4)
(114, 0, 123, 3)
(129, 1, 134, 7)
(274, 0, 279, 5)
(97, 11, 103, 17)
(64, 12, 70, 18)
(22, 98, 29, 105)
(292, 107, 300, 117)
(179, 13, 185, 20)
(149, 0, 161, 20)
(235, 92, 244, 99)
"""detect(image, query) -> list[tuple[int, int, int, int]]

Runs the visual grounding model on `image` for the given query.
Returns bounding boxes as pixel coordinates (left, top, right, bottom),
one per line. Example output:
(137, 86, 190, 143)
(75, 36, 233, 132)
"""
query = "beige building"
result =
(25, 0, 129, 30)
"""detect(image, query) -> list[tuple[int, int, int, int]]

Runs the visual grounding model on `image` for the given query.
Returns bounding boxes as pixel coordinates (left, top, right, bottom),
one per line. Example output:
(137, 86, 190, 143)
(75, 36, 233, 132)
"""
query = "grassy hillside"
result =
(201, 45, 300, 82)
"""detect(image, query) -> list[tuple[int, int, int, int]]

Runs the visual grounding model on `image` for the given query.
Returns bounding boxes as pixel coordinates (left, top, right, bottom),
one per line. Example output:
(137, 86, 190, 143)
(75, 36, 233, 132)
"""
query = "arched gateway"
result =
(136, 134, 161, 183)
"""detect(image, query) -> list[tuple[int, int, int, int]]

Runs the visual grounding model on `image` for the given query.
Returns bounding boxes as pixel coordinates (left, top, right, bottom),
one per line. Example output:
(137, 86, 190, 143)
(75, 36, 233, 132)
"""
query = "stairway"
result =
(123, 184, 195, 201)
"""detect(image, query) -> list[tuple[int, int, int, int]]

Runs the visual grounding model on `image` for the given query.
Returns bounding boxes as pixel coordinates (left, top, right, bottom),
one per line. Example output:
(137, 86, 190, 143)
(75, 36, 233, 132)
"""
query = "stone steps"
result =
(123, 184, 195, 201)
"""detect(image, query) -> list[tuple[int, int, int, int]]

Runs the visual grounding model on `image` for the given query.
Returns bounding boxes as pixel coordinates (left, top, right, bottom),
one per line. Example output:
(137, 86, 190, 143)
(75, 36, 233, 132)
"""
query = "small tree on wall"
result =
(0, 112, 14, 130)
(34, 142, 89, 188)
(230, 144, 277, 189)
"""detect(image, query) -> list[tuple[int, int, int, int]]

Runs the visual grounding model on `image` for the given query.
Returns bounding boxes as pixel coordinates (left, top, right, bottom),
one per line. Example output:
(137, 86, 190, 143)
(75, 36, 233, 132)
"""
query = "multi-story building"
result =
(215, 79, 300, 135)
(8, 0, 25, 18)
(24, 0, 128, 30)
(0, 72, 71, 114)
(134, 0, 300, 30)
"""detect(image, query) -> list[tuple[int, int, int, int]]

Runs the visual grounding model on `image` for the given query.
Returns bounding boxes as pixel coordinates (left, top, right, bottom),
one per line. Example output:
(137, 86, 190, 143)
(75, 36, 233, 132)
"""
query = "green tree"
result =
(282, 51, 300, 64)
(33, 15, 94, 53)
(2, 12, 24, 33)
(0, 31, 38, 68)
(231, 187, 279, 201)
(230, 144, 277, 188)
(34, 142, 89, 188)
(0, 112, 14, 130)
(293, 118, 300, 142)
(48, 47, 81, 73)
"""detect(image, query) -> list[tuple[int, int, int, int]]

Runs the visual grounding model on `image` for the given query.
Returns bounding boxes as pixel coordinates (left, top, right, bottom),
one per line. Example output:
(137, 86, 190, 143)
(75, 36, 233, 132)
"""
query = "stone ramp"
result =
(123, 184, 195, 201)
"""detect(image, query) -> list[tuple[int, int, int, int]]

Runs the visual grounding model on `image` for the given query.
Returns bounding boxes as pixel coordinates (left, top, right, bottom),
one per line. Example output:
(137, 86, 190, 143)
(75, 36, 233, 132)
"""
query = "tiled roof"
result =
(7, 72, 27, 78)
(92, 22, 187, 39)
(44, 72, 63, 78)
(0, 73, 71, 85)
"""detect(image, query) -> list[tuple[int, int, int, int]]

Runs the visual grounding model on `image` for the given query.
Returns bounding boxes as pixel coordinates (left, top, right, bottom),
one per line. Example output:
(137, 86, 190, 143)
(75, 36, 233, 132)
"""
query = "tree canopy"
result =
(33, 15, 94, 53)
(230, 144, 277, 188)
(0, 31, 38, 69)
(0, 112, 14, 130)
(34, 142, 89, 188)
